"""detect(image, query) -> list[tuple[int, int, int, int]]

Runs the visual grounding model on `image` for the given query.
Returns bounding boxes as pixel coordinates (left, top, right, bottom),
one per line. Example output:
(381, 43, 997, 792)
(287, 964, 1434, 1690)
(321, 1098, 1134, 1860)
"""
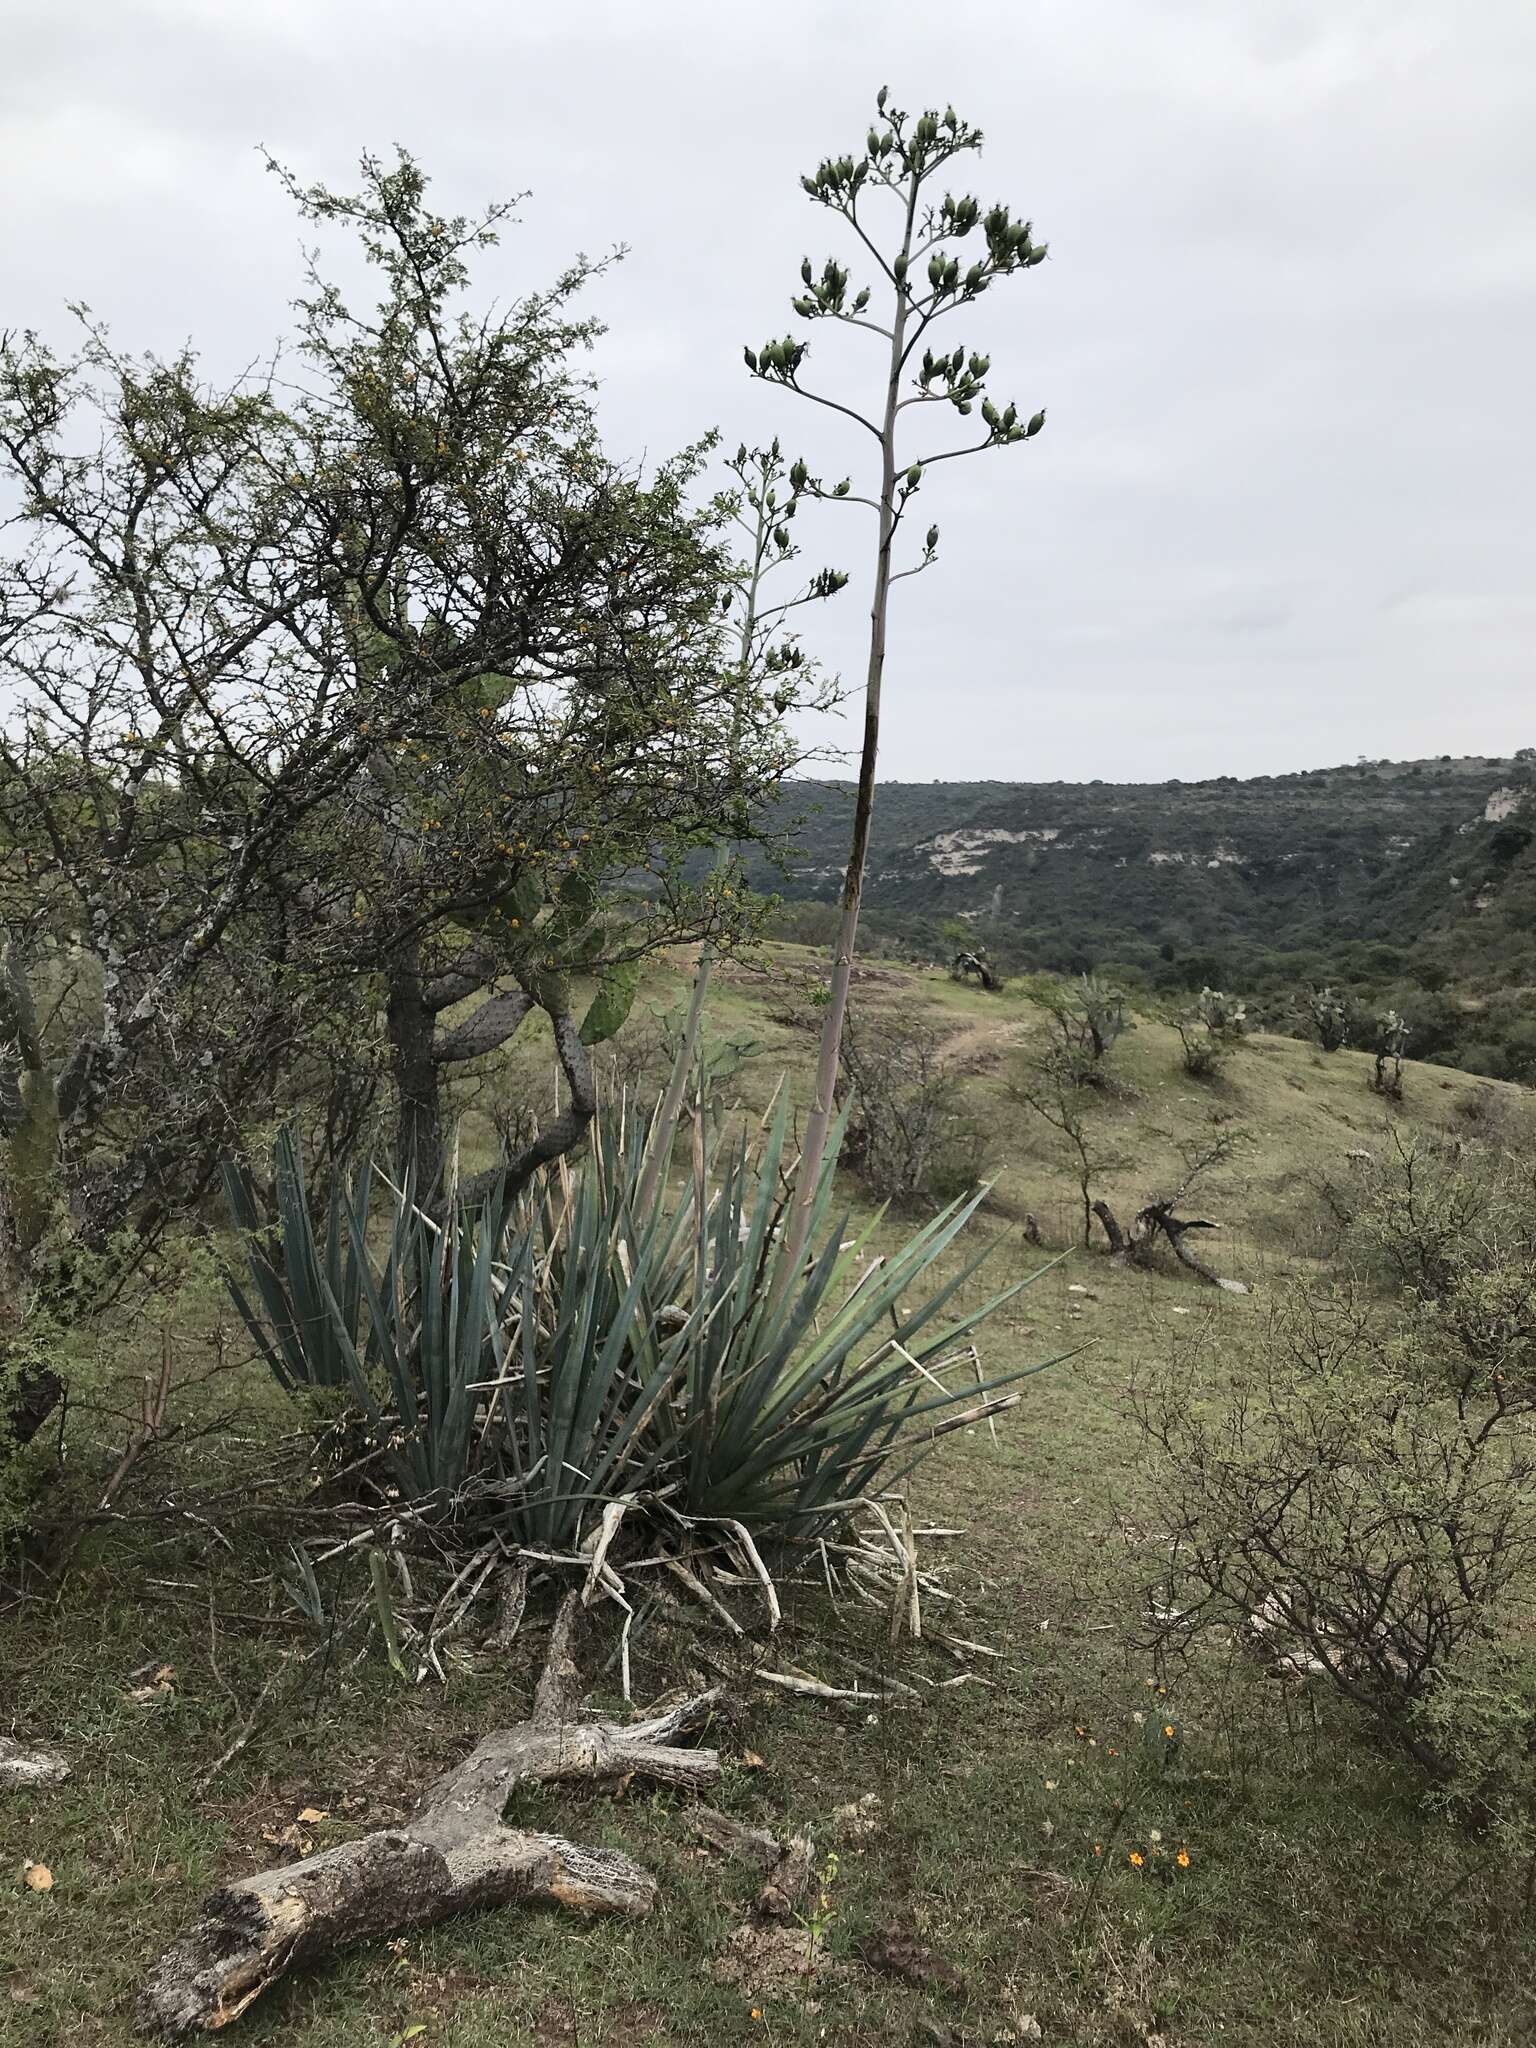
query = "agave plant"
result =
(225, 1135, 510, 1504)
(484, 1113, 698, 1547)
(223, 1098, 1058, 1549)
(656, 1093, 1056, 1536)
(222, 1131, 372, 1393)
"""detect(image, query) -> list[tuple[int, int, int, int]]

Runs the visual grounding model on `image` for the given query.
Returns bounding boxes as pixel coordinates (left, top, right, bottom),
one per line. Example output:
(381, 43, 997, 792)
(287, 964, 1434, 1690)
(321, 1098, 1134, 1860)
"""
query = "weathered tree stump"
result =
(140, 1596, 724, 2034)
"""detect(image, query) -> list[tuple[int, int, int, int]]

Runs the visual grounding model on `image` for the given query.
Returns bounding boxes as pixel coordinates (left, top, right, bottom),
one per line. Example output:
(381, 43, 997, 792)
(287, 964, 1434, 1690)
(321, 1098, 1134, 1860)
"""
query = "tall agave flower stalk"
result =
(745, 89, 1050, 1290)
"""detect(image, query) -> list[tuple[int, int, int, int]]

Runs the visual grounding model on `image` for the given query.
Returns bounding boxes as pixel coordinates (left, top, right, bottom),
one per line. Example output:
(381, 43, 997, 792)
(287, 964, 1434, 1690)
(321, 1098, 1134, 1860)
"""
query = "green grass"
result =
(5, 951, 1535, 2046)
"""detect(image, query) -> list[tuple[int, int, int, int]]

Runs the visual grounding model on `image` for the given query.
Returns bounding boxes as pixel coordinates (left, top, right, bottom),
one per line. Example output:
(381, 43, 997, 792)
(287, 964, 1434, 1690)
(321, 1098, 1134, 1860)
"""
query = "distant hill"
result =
(750, 752, 1536, 1077)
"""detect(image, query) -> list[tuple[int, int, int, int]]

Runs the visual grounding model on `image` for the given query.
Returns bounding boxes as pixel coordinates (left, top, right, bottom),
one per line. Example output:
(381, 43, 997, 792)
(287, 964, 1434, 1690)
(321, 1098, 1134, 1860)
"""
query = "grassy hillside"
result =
(8, 952, 1535, 2046)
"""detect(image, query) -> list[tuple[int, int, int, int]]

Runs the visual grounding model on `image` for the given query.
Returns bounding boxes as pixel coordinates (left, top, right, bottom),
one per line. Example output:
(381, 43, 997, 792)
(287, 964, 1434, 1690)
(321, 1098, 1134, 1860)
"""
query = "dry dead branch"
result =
(140, 1594, 724, 2035)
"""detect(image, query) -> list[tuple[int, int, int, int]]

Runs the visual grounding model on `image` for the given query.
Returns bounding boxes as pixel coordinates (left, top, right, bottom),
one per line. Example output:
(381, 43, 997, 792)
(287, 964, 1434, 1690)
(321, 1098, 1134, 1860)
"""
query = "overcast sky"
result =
(4, 0, 1534, 783)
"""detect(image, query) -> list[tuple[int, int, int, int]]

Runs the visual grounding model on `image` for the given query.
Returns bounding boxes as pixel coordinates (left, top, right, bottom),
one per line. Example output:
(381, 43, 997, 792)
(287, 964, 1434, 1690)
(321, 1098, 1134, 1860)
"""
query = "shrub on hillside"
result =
(1141, 1284, 1536, 1822)
(1023, 973, 1132, 1087)
(1173, 986, 1246, 1078)
(1367, 1007, 1410, 1100)
(1302, 984, 1354, 1052)
(836, 1009, 994, 1208)
(1143, 1136, 1536, 1828)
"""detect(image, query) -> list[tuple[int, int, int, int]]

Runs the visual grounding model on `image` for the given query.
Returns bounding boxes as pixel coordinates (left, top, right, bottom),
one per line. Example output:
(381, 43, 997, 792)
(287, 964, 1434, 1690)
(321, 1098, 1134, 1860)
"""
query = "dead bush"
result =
(836, 1008, 993, 1209)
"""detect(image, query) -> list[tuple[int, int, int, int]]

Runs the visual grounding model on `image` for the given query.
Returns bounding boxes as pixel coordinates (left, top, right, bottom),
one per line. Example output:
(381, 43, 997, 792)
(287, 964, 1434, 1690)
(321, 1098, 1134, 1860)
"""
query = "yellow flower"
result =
(1128, 1851, 1144, 1868)
(1176, 1849, 1191, 1869)
(1163, 1724, 1175, 1739)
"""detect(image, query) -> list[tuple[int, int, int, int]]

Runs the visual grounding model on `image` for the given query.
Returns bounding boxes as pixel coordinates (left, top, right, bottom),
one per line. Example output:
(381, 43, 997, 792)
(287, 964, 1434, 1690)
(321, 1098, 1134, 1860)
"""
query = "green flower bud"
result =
(743, 348, 758, 373)
(905, 462, 922, 488)
(1026, 409, 1046, 437)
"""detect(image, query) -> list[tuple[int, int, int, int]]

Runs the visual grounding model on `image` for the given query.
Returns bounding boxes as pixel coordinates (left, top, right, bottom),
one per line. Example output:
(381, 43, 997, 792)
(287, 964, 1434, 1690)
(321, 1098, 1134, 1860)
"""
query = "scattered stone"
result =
(831, 1792, 882, 1840)
(0, 1739, 70, 1791)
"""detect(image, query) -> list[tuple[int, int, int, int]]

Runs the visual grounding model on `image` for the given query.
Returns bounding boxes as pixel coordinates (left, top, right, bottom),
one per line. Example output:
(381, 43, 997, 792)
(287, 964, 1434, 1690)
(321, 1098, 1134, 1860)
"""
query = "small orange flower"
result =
(1093, 1842, 1102, 1856)
(1176, 1849, 1191, 1869)
(1164, 1723, 1176, 1738)
(1128, 1850, 1144, 1868)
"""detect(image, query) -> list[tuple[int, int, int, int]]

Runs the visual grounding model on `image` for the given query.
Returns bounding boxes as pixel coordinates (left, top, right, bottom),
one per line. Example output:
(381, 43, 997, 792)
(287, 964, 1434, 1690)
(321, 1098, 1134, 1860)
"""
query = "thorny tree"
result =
(745, 89, 1049, 1286)
(0, 152, 815, 1435)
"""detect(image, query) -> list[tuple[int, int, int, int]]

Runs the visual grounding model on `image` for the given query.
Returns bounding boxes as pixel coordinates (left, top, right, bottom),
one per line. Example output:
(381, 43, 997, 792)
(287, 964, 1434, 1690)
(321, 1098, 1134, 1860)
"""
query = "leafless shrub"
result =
(1141, 1140, 1536, 1826)
(837, 1008, 992, 1209)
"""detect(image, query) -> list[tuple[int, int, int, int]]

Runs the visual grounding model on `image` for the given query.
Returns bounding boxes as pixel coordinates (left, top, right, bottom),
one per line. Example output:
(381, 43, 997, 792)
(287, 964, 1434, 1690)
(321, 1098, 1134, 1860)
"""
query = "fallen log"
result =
(1091, 1197, 1248, 1295)
(140, 1595, 724, 2035)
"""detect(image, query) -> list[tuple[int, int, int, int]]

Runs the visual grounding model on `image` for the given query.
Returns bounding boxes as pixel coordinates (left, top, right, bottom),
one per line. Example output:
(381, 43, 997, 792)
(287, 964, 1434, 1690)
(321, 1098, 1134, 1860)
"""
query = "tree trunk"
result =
(386, 942, 444, 1195)
(140, 1596, 723, 2035)
(1090, 1199, 1126, 1256)
(3, 1359, 62, 1451)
